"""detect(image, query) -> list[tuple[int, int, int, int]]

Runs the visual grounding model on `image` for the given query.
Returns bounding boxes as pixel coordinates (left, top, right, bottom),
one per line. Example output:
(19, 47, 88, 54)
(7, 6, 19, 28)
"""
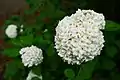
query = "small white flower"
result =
(43, 29, 48, 33)
(20, 25, 24, 33)
(5, 24, 17, 38)
(20, 29, 23, 33)
(26, 70, 42, 80)
(19, 45, 43, 67)
(55, 9, 105, 65)
(20, 25, 24, 28)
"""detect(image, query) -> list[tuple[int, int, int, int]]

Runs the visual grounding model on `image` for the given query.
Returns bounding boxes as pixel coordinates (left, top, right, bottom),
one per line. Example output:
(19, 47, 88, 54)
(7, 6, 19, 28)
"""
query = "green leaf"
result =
(24, 9, 35, 15)
(43, 72, 53, 80)
(47, 44, 55, 56)
(20, 34, 34, 46)
(104, 31, 116, 44)
(10, 39, 23, 47)
(32, 66, 42, 76)
(101, 57, 116, 70)
(75, 59, 97, 80)
(43, 31, 52, 40)
(115, 40, 120, 49)
(4, 59, 24, 79)
(64, 68, 75, 79)
(3, 48, 20, 57)
(34, 36, 50, 48)
(105, 20, 120, 31)
(23, 27, 33, 34)
(10, 15, 20, 21)
(45, 1, 55, 18)
(53, 10, 66, 19)
(36, 1, 55, 20)
(5, 20, 13, 25)
(105, 46, 117, 58)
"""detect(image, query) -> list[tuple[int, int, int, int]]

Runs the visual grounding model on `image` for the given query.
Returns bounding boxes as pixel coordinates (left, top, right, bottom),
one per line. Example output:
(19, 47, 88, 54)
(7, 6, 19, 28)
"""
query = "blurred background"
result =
(0, 0, 27, 79)
(0, 0, 120, 80)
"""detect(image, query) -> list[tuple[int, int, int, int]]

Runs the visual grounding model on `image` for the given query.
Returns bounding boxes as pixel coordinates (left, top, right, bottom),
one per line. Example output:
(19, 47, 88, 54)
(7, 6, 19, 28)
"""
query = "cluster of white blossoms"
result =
(26, 70, 42, 80)
(5, 24, 24, 38)
(5, 24, 18, 38)
(55, 9, 105, 65)
(19, 45, 43, 67)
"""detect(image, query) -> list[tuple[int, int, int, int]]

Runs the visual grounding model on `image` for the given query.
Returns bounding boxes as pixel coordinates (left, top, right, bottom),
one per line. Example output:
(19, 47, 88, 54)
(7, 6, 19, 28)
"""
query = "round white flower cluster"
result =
(55, 9, 105, 65)
(26, 70, 42, 80)
(19, 45, 43, 67)
(5, 24, 18, 38)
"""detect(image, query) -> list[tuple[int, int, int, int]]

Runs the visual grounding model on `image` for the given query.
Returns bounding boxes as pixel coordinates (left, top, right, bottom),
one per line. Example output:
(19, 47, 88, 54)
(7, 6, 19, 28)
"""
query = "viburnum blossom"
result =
(5, 24, 17, 38)
(19, 45, 43, 67)
(26, 70, 42, 80)
(55, 9, 105, 65)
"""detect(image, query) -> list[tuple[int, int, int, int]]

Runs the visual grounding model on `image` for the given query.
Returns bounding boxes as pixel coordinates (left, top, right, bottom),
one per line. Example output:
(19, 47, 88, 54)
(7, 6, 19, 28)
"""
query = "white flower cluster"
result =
(26, 70, 42, 80)
(55, 9, 105, 65)
(19, 45, 43, 67)
(5, 24, 18, 38)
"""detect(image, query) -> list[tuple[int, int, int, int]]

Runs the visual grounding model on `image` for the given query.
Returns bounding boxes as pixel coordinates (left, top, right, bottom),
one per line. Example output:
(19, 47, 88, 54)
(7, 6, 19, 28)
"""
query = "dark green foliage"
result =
(32, 66, 42, 76)
(100, 57, 116, 70)
(105, 20, 120, 31)
(105, 46, 117, 58)
(4, 59, 24, 80)
(64, 68, 75, 79)
(47, 44, 55, 56)
(20, 34, 34, 46)
(75, 59, 97, 80)
(3, 48, 20, 57)
(2, 0, 120, 80)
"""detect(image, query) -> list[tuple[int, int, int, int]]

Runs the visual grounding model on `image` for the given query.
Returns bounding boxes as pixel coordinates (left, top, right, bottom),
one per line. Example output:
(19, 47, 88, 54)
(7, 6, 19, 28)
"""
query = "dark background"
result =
(0, 0, 120, 80)
(60, 0, 120, 23)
